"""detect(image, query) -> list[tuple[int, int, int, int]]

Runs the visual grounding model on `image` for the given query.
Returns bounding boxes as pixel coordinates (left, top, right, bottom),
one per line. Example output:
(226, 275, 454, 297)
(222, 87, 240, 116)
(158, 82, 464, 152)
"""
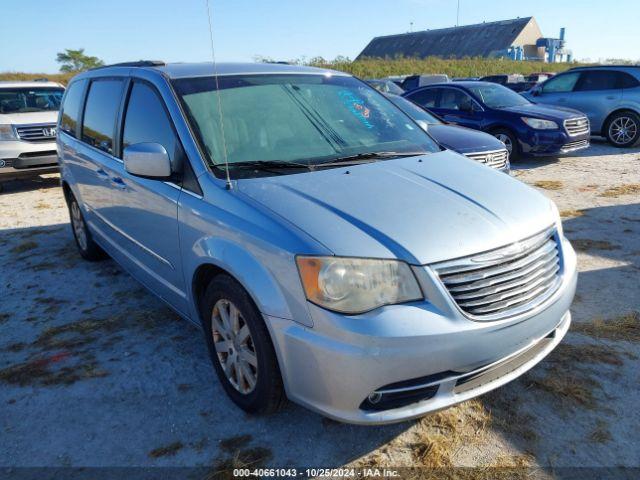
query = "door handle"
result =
(111, 177, 127, 189)
(606, 96, 616, 100)
(96, 168, 109, 178)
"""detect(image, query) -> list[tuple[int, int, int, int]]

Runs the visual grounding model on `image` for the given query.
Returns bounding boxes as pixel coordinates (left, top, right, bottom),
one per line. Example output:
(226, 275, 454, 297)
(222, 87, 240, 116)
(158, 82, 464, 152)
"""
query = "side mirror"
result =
(123, 142, 172, 179)
(532, 86, 541, 97)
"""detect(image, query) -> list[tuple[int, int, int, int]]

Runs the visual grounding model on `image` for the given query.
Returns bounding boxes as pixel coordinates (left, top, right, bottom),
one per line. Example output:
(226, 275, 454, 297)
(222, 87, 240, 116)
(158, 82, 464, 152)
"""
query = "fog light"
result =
(367, 392, 382, 404)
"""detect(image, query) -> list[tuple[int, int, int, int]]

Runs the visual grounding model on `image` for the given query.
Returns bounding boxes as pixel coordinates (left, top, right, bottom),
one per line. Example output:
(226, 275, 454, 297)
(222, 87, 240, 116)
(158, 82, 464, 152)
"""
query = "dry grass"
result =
(10, 240, 38, 254)
(573, 312, 640, 343)
(599, 184, 640, 198)
(0, 355, 108, 387)
(148, 441, 184, 458)
(571, 239, 620, 252)
(560, 209, 585, 218)
(588, 420, 612, 444)
(483, 391, 538, 444)
(211, 446, 272, 480)
(409, 400, 492, 468)
(533, 180, 563, 191)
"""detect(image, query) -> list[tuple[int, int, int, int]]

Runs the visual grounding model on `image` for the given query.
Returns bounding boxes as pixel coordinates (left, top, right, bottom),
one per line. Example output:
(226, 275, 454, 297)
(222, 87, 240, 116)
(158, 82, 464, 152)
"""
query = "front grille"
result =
(561, 139, 589, 153)
(465, 149, 509, 170)
(14, 123, 57, 142)
(564, 117, 590, 136)
(433, 227, 561, 320)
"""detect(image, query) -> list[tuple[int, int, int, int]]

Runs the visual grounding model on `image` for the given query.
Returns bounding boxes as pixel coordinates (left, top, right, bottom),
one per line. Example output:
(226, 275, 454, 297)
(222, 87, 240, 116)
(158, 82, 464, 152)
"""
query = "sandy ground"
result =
(0, 139, 638, 473)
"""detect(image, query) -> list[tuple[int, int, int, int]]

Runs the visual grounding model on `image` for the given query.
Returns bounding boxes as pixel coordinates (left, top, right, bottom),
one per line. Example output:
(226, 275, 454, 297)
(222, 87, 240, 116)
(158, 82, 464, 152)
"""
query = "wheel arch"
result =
(602, 108, 640, 131)
(188, 239, 303, 328)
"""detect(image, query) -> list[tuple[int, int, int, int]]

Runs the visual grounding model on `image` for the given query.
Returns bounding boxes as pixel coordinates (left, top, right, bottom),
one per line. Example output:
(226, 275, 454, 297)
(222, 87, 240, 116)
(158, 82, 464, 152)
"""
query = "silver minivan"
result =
(58, 61, 577, 424)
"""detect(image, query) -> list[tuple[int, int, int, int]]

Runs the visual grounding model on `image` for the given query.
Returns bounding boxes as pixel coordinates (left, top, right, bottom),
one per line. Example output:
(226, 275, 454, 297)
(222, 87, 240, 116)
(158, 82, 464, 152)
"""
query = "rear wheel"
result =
(605, 111, 640, 148)
(492, 128, 520, 160)
(200, 274, 286, 414)
(66, 193, 107, 261)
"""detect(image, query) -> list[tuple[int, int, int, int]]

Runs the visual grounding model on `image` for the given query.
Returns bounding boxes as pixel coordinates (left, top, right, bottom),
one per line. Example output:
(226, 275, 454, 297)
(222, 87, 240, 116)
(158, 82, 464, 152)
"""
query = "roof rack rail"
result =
(90, 60, 166, 71)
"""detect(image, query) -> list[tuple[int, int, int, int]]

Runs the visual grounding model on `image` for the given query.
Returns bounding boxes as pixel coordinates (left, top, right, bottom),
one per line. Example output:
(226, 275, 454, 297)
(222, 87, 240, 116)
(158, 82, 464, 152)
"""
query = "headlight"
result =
(0, 124, 17, 141)
(296, 256, 422, 314)
(521, 117, 558, 130)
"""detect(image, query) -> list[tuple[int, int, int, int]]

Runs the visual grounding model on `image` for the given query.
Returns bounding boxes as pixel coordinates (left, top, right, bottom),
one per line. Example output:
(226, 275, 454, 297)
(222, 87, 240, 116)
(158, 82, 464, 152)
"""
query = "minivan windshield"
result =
(467, 83, 530, 109)
(0, 87, 64, 114)
(173, 74, 440, 174)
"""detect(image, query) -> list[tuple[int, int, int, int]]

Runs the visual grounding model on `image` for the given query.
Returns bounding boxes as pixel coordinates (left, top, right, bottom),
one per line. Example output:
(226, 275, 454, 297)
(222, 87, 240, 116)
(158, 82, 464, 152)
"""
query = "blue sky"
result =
(2, 0, 638, 72)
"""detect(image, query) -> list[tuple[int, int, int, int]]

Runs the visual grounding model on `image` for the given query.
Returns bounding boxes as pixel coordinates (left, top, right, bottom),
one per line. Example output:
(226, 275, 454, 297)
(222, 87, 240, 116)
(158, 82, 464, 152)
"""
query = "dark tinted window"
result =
(406, 88, 439, 108)
(81, 79, 124, 154)
(618, 72, 640, 88)
(60, 80, 86, 137)
(576, 71, 619, 91)
(122, 82, 179, 164)
(401, 76, 419, 91)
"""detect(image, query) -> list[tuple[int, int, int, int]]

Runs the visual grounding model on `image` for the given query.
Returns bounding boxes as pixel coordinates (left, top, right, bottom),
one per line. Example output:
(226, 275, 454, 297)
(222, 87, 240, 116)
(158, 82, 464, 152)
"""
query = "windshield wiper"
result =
(321, 151, 429, 165)
(217, 160, 312, 171)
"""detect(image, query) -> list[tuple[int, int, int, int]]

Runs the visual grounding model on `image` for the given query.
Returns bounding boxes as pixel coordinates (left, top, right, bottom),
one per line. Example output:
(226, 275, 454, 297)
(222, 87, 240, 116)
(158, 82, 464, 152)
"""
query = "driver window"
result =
(542, 72, 581, 93)
(439, 89, 469, 110)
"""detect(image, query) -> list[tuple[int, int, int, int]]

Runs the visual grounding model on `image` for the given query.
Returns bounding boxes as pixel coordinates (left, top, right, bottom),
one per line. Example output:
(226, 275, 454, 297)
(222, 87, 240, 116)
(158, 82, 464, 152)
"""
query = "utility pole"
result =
(456, 0, 460, 26)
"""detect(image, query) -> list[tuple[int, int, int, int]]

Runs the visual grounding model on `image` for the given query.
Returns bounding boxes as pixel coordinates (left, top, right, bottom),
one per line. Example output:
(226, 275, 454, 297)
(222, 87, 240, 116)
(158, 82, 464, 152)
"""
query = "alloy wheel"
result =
(495, 133, 513, 155)
(71, 201, 88, 251)
(609, 116, 638, 145)
(211, 299, 258, 394)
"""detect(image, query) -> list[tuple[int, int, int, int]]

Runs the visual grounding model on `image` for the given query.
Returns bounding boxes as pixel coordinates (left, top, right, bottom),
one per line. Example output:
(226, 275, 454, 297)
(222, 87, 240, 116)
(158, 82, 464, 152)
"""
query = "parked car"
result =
(480, 74, 529, 92)
(403, 81, 591, 159)
(385, 94, 510, 173)
(366, 79, 405, 95)
(58, 61, 576, 425)
(525, 73, 554, 84)
(523, 66, 640, 147)
(453, 77, 481, 82)
(0, 80, 64, 189)
(401, 74, 450, 91)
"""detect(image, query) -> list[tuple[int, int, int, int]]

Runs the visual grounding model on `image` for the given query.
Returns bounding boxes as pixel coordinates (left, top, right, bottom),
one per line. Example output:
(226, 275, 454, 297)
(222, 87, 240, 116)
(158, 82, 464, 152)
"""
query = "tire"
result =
(604, 111, 640, 148)
(200, 274, 286, 414)
(66, 193, 107, 261)
(492, 128, 520, 160)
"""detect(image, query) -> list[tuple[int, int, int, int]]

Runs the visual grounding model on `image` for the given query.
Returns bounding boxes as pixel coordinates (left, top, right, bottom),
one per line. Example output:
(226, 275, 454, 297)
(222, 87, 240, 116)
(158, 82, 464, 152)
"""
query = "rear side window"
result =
(122, 82, 179, 163)
(576, 71, 619, 91)
(59, 80, 86, 138)
(542, 72, 580, 93)
(618, 72, 640, 89)
(406, 88, 439, 108)
(81, 79, 124, 155)
(438, 89, 469, 110)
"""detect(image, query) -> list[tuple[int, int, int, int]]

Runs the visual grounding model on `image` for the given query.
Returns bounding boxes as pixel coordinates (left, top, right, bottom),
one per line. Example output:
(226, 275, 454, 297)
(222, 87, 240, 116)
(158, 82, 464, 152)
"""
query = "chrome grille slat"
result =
(441, 240, 556, 284)
(14, 123, 57, 142)
(564, 117, 590, 136)
(446, 248, 557, 292)
(464, 149, 509, 169)
(453, 261, 560, 300)
(432, 227, 562, 320)
(457, 267, 560, 308)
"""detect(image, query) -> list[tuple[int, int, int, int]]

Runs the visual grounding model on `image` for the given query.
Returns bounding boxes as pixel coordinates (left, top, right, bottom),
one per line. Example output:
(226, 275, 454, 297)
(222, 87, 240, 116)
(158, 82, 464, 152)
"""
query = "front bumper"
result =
(267, 237, 577, 424)
(0, 140, 58, 179)
(519, 129, 590, 156)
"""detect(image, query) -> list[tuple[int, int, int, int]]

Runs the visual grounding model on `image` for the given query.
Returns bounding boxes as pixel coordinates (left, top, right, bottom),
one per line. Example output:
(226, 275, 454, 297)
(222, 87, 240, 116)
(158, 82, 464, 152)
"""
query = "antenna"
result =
(205, 0, 232, 190)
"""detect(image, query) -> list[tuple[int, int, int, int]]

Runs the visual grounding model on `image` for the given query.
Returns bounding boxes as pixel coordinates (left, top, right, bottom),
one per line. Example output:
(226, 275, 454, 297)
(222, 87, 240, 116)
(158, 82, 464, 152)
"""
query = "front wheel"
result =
(200, 274, 286, 414)
(492, 128, 520, 160)
(605, 111, 640, 148)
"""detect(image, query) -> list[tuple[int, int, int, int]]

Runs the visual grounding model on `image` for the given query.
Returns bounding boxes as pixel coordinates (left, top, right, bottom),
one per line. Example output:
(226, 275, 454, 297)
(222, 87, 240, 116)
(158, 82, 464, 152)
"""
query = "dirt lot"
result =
(1, 139, 639, 474)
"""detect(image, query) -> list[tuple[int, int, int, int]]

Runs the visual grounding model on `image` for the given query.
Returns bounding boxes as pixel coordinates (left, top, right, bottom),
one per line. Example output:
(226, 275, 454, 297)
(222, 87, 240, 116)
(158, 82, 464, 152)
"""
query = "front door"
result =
(104, 80, 188, 314)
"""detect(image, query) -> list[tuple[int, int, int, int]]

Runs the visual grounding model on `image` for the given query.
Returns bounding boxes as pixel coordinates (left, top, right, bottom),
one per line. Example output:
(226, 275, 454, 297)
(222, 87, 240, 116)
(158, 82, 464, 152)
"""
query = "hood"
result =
(0, 111, 59, 125)
(502, 103, 584, 121)
(427, 124, 505, 154)
(237, 151, 555, 265)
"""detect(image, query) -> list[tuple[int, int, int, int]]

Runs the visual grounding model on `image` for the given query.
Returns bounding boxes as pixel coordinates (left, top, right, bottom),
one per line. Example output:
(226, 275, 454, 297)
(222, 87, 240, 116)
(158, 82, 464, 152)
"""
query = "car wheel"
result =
(492, 128, 520, 160)
(605, 111, 640, 148)
(200, 274, 286, 414)
(67, 193, 107, 261)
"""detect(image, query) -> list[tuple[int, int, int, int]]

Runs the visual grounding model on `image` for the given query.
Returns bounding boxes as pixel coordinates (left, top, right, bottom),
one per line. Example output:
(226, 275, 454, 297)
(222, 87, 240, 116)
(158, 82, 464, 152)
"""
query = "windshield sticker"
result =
(338, 90, 374, 129)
